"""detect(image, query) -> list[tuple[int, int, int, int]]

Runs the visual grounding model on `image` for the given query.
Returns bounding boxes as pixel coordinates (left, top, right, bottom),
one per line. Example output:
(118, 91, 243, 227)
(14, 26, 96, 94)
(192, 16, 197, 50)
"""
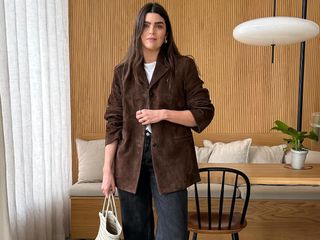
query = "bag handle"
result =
(102, 193, 118, 219)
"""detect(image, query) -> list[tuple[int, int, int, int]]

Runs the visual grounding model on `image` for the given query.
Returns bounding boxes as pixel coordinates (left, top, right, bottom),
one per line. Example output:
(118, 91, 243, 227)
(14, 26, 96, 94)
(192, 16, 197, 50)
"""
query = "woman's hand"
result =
(102, 141, 118, 196)
(136, 109, 164, 125)
(101, 169, 115, 196)
(136, 109, 197, 127)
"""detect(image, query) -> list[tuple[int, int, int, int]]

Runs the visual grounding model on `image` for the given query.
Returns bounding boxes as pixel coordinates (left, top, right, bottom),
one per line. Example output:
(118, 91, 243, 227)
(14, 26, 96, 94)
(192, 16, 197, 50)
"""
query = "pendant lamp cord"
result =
(271, 0, 276, 63)
(297, 0, 307, 131)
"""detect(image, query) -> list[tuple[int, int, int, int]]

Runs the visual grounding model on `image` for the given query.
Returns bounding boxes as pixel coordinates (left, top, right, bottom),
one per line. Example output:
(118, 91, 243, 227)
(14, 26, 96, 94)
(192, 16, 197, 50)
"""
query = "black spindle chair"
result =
(187, 167, 251, 240)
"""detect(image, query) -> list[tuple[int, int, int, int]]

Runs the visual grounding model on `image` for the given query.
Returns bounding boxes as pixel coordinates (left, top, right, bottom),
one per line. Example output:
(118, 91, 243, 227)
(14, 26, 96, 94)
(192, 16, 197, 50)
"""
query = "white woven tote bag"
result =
(95, 193, 122, 240)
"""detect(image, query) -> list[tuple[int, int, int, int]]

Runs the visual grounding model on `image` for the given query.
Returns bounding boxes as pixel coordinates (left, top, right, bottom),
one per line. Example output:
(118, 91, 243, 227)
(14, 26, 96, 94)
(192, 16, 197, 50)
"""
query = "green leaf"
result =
(271, 121, 296, 136)
(275, 120, 288, 128)
(296, 133, 304, 141)
(307, 130, 319, 141)
(274, 120, 289, 130)
(271, 120, 318, 150)
(287, 127, 298, 136)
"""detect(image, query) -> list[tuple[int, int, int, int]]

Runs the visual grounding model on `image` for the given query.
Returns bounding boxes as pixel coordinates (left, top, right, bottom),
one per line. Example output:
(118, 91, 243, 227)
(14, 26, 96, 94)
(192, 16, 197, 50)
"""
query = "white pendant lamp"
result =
(233, 17, 319, 46)
(232, 0, 320, 132)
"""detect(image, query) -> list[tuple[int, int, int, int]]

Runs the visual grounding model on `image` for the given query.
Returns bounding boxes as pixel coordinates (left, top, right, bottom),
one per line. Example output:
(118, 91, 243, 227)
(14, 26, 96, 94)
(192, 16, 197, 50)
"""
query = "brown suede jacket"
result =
(105, 54, 214, 194)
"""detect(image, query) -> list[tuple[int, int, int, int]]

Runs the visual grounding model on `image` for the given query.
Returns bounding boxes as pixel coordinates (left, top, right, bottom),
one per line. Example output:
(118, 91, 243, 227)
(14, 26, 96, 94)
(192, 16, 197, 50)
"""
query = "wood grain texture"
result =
(70, 197, 320, 240)
(69, 0, 320, 183)
(70, 197, 122, 239)
(190, 199, 320, 240)
(199, 163, 320, 185)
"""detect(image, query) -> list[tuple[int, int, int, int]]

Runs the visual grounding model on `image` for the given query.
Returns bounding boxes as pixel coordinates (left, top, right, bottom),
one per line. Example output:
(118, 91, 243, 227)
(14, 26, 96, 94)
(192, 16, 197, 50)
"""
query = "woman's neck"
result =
(143, 49, 159, 63)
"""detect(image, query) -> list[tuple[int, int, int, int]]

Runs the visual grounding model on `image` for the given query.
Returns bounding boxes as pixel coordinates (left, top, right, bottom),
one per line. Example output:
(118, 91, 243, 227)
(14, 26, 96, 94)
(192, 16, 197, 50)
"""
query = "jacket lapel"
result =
(149, 54, 169, 89)
(136, 64, 149, 88)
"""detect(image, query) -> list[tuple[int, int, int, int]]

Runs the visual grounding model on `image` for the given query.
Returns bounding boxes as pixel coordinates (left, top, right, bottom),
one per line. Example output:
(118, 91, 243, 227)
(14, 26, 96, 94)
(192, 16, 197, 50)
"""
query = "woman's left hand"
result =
(136, 109, 164, 125)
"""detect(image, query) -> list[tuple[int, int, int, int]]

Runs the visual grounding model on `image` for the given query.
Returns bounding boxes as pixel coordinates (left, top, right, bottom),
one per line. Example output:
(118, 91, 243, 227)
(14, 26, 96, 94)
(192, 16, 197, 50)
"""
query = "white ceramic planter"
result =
(290, 149, 308, 170)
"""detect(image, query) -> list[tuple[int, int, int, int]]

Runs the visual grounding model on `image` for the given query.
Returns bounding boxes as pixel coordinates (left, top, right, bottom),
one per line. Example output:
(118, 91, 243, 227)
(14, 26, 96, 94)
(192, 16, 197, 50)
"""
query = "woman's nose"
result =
(149, 25, 155, 34)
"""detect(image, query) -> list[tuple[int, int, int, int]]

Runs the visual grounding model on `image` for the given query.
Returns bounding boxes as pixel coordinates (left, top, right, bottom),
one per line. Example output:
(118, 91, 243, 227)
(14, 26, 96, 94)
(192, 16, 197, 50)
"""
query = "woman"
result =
(102, 2, 214, 240)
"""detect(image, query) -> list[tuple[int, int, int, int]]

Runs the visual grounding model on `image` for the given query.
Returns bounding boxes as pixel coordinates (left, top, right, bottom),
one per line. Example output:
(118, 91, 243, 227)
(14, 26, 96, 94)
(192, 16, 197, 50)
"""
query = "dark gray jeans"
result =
(118, 132, 188, 240)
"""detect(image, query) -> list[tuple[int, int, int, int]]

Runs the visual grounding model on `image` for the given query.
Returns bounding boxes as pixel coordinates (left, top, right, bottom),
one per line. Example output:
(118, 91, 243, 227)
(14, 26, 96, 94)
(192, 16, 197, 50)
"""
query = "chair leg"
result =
(232, 232, 239, 240)
(192, 232, 198, 240)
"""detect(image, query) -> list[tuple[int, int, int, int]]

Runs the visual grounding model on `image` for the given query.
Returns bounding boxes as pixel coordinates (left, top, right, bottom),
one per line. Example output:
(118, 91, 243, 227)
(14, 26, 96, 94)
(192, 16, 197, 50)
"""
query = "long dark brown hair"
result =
(121, 2, 181, 82)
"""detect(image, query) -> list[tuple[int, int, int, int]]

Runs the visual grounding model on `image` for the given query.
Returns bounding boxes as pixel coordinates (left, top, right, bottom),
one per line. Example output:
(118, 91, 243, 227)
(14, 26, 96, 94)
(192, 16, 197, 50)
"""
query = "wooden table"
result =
(198, 163, 320, 185)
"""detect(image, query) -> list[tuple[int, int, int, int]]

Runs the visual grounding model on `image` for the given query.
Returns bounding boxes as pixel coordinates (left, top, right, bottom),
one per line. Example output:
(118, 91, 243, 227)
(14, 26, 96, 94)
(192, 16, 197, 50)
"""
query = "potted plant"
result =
(271, 120, 318, 169)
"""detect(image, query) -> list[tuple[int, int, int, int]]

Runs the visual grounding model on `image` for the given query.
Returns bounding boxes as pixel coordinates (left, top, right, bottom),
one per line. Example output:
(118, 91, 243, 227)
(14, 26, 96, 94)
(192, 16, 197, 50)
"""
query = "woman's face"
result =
(141, 13, 167, 55)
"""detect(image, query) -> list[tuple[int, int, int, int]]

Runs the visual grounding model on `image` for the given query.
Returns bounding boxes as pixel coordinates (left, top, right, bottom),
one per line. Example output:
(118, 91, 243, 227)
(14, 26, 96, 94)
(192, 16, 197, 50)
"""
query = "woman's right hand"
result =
(101, 169, 115, 196)
(102, 140, 118, 196)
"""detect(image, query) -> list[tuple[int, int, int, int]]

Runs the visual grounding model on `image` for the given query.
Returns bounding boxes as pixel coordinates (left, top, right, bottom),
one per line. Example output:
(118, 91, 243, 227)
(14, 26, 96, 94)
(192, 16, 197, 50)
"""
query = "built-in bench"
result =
(69, 134, 320, 240)
(69, 183, 320, 240)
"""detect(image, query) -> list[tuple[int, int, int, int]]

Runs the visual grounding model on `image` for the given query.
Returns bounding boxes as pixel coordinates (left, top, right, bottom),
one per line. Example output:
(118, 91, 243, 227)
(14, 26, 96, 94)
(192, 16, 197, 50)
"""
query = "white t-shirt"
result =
(144, 61, 156, 133)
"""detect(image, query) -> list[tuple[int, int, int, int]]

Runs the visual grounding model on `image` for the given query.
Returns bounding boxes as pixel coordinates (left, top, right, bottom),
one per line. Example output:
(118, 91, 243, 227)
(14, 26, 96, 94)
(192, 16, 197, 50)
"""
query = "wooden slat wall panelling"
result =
(69, 0, 320, 182)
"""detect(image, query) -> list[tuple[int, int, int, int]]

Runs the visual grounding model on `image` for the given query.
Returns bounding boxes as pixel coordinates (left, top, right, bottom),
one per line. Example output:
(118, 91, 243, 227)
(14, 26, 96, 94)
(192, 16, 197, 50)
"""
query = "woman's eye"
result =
(143, 23, 149, 28)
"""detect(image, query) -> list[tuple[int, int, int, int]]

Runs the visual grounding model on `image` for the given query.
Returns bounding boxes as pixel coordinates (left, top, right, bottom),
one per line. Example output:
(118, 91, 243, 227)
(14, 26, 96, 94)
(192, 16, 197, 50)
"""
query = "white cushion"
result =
(204, 138, 252, 163)
(194, 146, 213, 163)
(69, 182, 104, 196)
(239, 185, 320, 200)
(285, 150, 320, 164)
(188, 183, 241, 198)
(69, 182, 118, 197)
(248, 144, 287, 163)
(68, 182, 239, 198)
(76, 138, 105, 183)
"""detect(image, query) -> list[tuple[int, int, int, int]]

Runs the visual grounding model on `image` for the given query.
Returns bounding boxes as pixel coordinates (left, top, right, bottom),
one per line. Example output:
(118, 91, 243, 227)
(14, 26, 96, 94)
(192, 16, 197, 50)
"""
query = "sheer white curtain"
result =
(0, 1, 11, 240)
(0, 0, 71, 239)
(0, 101, 12, 240)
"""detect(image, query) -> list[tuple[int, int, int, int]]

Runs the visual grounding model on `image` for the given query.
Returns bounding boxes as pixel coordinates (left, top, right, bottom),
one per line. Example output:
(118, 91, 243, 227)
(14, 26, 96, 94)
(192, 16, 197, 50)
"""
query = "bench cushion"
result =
(69, 182, 240, 198)
(188, 184, 241, 198)
(248, 144, 286, 163)
(239, 185, 320, 200)
(204, 138, 252, 163)
(76, 138, 105, 183)
(69, 182, 106, 197)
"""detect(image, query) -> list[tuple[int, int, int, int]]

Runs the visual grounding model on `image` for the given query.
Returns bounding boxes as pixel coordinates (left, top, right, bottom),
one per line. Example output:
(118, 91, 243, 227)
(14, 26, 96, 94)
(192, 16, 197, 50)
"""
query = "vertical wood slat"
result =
(69, 0, 320, 183)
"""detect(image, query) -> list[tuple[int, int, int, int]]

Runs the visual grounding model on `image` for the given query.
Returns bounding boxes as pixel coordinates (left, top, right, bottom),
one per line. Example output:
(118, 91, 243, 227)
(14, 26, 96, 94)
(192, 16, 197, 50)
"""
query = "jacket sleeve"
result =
(184, 57, 215, 133)
(104, 67, 123, 145)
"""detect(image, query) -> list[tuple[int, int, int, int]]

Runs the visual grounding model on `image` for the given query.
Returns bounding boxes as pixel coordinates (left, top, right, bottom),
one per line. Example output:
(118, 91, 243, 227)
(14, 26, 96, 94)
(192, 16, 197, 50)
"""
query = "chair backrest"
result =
(192, 167, 251, 230)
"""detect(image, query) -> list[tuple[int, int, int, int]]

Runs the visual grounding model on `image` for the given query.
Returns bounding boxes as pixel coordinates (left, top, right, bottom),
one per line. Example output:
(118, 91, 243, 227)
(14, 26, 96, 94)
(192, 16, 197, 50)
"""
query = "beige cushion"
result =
(69, 182, 104, 196)
(68, 182, 240, 198)
(69, 182, 119, 197)
(248, 144, 287, 163)
(285, 150, 320, 164)
(76, 138, 105, 183)
(239, 185, 320, 200)
(194, 146, 213, 163)
(204, 138, 252, 163)
(188, 183, 241, 198)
